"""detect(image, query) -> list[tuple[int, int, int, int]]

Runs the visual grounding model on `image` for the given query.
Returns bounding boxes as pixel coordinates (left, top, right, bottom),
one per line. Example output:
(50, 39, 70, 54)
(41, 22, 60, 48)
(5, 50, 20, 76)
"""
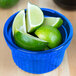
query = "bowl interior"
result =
(4, 8, 73, 53)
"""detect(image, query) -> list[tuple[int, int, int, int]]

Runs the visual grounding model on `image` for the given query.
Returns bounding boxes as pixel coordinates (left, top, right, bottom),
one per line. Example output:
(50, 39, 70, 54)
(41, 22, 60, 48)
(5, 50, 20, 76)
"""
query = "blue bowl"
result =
(3, 8, 73, 74)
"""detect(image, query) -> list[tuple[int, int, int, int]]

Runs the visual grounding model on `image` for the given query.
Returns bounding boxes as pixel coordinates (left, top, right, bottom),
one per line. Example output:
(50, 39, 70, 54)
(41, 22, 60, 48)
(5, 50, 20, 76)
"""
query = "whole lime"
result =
(0, 0, 19, 8)
(35, 25, 62, 49)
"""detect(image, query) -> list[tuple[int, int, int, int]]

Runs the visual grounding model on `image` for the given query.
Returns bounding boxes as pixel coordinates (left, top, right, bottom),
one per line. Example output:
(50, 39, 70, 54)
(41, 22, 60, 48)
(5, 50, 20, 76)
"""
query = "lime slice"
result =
(12, 10, 26, 35)
(14, 30, 48, 51)
(35, 25, 62, 48)
(26, 2, 44, 33)
(42, 17, 63, 28)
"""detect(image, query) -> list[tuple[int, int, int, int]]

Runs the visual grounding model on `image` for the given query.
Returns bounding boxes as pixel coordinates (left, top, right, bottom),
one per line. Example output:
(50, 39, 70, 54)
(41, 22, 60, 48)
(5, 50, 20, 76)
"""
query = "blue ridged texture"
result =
(3, 8, 73, 74)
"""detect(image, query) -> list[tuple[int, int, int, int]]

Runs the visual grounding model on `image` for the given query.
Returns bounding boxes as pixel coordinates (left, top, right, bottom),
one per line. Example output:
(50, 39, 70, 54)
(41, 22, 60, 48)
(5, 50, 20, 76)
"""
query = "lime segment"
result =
(12, 10, 26, 35)
(26, 2, 44, 33)
(35, 25, 62, 48)
(42, 17, 63, 28)
(14, 31, 48, 51)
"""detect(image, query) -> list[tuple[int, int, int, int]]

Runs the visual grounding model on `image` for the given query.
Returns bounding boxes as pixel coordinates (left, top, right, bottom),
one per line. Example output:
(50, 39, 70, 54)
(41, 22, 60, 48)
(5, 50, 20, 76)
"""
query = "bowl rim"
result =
(3, 8, 73, 54)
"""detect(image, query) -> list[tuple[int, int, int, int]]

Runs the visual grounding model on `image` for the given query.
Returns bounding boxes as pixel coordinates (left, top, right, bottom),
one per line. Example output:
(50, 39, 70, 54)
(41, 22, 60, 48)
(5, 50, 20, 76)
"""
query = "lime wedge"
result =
(12, 10, 26, 35)
(35, 25, 62, 48)
(14, 31, 48, 51)
(42, 17, 63, 28)
(26, 2, 44, 33)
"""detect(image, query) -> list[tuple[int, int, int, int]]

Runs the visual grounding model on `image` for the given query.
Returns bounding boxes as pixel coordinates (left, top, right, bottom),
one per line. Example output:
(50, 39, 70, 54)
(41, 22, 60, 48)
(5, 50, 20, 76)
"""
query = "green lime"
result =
(35, 25, 62, 48)
(42, 17, 63, 28)
(12, 10, 26, 35)
(26, 2, 44, 33)
(14, 30, 48, 51)
(0, 0, 19, 8)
